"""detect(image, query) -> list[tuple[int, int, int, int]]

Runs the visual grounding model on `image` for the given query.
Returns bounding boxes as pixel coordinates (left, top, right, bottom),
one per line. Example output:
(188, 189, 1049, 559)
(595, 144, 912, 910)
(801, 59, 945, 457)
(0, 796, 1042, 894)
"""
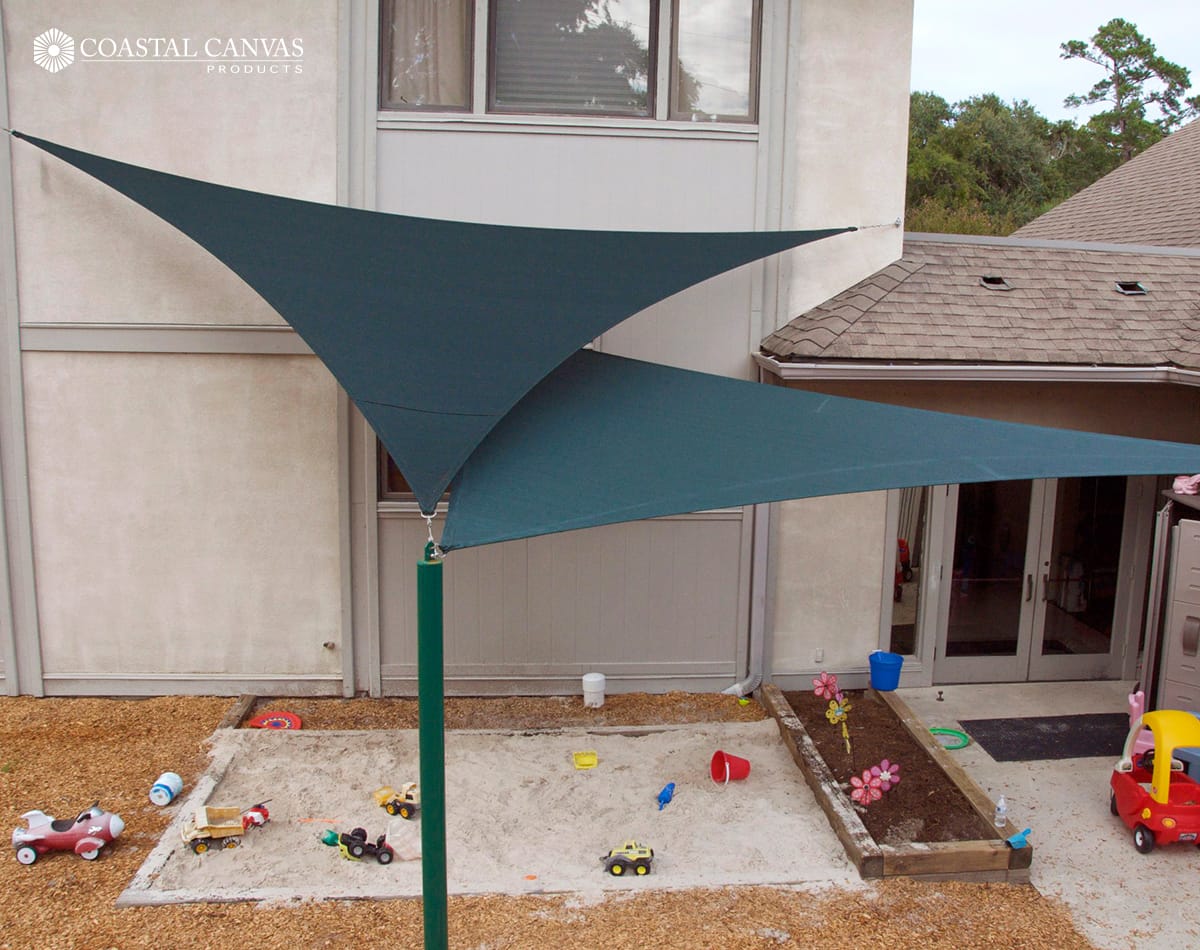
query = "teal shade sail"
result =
(12, 131, 851, 511)
(439, 349, 1200, 549)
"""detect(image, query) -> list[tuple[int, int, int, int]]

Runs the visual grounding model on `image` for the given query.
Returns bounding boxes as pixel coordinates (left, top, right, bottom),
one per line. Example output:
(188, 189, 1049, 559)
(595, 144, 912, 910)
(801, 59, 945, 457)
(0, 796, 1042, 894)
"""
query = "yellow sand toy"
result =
(373, 783, 420, 820)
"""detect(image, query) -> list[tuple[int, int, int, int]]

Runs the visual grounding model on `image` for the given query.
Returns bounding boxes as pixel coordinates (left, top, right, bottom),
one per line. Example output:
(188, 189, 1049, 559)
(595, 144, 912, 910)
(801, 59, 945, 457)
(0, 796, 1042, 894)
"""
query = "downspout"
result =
(723, 500, 770, 696)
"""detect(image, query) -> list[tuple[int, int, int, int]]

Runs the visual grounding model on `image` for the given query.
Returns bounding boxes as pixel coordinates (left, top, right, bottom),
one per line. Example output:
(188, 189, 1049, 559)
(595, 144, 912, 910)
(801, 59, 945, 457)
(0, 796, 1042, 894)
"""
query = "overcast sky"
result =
(911, 1, 1200, 122)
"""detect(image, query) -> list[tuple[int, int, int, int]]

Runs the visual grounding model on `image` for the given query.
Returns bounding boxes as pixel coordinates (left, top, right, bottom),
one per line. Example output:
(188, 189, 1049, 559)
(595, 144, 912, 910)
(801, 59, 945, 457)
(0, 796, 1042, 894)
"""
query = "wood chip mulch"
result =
(0, 694, 1096, 949)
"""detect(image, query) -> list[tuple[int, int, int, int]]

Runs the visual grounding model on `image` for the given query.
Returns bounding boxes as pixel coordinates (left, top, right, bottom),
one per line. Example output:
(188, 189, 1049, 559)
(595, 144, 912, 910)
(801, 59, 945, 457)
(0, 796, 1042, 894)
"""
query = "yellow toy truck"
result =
(373, 783, 420, 820)
(180, 802, 270, 854)
(600, 839, 653, 876)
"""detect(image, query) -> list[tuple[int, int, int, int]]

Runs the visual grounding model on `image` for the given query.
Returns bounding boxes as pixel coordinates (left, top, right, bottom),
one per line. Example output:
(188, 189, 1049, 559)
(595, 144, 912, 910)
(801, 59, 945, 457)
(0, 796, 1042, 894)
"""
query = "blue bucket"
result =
(868, 651, 903, 691)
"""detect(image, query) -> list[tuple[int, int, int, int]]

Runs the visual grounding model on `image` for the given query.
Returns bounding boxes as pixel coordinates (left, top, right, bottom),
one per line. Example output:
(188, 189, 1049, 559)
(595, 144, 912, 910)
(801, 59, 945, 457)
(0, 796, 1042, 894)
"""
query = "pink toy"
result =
(1129, 686, 1155, 757)
(11, 803, 124, 865)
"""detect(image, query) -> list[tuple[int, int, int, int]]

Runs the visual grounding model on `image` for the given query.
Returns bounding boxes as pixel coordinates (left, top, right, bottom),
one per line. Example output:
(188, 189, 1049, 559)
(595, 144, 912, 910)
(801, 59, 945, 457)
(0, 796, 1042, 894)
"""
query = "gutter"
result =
(754, 353, 1200, 386)
(722, 501, 770, 697)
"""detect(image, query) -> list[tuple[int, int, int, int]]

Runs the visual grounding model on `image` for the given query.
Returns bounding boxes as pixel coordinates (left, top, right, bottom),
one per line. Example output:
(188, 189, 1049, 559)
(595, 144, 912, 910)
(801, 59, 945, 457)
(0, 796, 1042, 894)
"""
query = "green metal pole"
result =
(417, 541, 448, 950)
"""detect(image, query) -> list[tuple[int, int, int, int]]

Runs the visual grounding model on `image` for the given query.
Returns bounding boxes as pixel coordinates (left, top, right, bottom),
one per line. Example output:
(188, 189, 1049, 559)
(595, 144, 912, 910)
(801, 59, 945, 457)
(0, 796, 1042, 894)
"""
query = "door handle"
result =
(1042, 573, 1050, 601)
(1025, 574, 1032, 602)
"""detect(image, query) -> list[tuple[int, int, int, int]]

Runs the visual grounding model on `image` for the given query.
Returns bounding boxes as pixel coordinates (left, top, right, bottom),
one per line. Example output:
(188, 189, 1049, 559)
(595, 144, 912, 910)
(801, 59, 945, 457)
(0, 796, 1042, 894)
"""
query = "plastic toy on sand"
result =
(324, 826, 395, 864)
(12, 803, 124, 865)
(373, 783, 421, 820)
(180, 802, 270, 854)
(600, 839, 653, 876)
(656, 782, 675, 810)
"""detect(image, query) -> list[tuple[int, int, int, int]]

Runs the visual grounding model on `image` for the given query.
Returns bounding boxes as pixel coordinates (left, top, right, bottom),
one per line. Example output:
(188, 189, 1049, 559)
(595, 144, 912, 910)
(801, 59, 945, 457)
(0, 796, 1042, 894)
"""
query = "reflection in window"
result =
(671, 0, 758, 121)
(381, 0, 472, 110)
(490, 0, 653, 115)
(889, 487, 927, 656)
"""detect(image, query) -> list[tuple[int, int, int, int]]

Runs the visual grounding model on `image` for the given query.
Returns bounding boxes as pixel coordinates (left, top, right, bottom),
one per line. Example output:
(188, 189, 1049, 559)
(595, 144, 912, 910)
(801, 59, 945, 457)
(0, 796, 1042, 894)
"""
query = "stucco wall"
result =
(3, 0, 344, 689)
(22, 352, 341, 681)
(769, 492, 887, 675)
(774, 0, 913, 323)
(5, 0, 338, 326)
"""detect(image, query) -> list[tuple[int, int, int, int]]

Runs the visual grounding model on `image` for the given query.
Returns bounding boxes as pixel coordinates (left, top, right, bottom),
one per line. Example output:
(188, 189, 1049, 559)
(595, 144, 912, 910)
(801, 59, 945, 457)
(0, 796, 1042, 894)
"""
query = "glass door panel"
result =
(945, 481, 1032, 658)
(1028, 476, 1127, 679)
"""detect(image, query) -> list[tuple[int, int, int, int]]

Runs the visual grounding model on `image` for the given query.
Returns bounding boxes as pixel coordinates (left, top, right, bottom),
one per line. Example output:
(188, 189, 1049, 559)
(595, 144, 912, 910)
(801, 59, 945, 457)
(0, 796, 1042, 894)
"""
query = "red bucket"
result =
(710, 750, 751, 784)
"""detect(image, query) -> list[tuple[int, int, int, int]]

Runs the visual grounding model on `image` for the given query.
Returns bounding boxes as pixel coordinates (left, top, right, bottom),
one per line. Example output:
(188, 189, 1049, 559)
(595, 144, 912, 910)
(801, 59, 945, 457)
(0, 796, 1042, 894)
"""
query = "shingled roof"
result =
(761, 235, 1200, 368)
(1013, 119, 1200, 247)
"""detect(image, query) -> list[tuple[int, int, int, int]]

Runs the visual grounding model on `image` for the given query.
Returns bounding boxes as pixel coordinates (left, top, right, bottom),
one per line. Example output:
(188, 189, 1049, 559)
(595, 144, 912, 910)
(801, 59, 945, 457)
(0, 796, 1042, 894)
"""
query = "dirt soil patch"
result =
(784, 689, 995, 845)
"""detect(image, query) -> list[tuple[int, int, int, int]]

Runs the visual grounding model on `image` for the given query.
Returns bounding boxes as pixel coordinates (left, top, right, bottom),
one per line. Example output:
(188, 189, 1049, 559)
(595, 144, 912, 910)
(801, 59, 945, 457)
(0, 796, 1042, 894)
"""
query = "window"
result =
(380, 0, 761, 123)
(670, 0, 760, 121)
(491, 0, 655, 116)
(380, 0, 473, 110)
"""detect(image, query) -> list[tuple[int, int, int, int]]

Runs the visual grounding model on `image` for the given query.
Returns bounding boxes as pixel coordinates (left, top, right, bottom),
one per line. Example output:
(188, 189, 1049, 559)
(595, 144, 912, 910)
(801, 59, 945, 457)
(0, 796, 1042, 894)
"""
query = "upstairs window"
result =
(380, 0, 761, 123)
(380, 0, 474, 110)
(490, 0, 655, 116)
(670, 0, 759, 121)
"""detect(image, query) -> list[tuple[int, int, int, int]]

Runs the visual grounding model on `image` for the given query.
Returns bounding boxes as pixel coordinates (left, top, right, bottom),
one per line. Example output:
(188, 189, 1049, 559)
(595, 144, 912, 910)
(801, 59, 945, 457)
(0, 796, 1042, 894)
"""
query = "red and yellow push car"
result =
(1110, 709, 1200, 853)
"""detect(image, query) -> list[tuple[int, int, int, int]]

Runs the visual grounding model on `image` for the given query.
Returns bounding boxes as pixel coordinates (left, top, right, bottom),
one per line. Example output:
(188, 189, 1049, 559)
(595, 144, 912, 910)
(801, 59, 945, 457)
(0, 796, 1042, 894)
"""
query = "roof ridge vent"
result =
(1115, 280, 1147, 295)
(979, 275, 1012, 291)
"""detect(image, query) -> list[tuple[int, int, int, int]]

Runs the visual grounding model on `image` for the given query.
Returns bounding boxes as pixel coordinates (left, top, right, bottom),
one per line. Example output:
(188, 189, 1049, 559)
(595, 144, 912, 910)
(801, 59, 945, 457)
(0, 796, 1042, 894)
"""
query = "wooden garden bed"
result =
(761, 684, 1032, 883)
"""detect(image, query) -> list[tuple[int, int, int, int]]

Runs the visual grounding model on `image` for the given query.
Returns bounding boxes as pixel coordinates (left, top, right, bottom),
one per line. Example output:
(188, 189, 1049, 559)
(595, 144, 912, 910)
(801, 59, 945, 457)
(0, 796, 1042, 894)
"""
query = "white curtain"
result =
(383, 0, 471, 109)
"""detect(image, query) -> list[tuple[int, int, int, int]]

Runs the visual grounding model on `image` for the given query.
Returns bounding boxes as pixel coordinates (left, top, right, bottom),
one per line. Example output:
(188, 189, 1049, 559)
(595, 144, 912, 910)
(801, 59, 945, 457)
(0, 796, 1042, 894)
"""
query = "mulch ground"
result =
(784, 689, 996, 844)
(0, 693, 1095, 949)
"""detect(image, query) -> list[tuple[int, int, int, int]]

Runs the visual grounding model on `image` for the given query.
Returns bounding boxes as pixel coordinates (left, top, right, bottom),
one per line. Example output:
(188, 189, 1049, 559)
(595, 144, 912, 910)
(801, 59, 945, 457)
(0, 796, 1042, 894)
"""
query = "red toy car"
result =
(12, 803, 125, 865)
(1110, 710, 1200, 853)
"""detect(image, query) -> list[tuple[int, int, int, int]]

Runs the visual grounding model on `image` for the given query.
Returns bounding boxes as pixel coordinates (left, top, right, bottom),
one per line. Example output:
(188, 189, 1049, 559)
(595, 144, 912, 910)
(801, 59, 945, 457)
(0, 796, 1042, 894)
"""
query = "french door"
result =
(932, 476, 1134, 683)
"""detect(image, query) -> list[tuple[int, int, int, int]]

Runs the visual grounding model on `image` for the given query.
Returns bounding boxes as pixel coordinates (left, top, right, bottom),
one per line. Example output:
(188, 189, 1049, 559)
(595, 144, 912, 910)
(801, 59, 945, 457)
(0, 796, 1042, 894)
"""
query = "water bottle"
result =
(994, 794, 1008, 828)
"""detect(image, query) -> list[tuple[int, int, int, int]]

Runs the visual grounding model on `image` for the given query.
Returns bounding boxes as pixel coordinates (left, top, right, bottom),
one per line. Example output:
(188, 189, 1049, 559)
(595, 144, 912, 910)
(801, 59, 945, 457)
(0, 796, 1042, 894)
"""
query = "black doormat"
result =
(959, 712, 1130, 762)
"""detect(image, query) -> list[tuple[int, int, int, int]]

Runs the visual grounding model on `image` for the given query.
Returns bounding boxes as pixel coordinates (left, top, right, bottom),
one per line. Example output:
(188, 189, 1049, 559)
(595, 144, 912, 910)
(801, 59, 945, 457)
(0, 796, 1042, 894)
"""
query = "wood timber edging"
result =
(761, 683, 1032, 882)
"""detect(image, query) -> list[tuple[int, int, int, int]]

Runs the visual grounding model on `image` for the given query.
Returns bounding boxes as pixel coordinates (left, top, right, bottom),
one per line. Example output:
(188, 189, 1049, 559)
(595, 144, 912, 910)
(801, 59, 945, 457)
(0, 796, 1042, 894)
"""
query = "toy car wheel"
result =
(608, 859, 628, 876)
(1133, 824, 1155, 854)
(191, 840, 209, 854)
(15, 845, 37, 865)
(634, 860, 650, 875)
(223, 838, 238, 850)
(349, 842, 366, 859)
(79, 847, 101, 861)
(399, 804, 414, 820)
(385, 802, 399, 816)
(1110, 791, 1119, 816)
(377, 847, 394, 865)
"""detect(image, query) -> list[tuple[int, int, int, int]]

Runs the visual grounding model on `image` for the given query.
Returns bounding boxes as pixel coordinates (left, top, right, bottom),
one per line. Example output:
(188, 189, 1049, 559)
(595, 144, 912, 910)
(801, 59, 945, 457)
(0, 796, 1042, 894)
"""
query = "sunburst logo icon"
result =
(33, 28, 75, 73)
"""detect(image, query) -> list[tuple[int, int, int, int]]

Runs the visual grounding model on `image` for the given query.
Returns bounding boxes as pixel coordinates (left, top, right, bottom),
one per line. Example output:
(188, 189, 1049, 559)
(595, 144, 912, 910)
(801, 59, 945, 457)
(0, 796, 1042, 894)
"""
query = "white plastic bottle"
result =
(994, 794, 1008, 828)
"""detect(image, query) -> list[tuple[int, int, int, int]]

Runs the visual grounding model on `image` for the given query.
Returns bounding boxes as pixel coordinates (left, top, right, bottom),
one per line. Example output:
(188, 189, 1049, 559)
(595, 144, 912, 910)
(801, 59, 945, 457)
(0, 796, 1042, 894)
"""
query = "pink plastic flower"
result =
(850, 769, 882, 805)
(871, 759, 901, 792)
(813, 671, 839, 700)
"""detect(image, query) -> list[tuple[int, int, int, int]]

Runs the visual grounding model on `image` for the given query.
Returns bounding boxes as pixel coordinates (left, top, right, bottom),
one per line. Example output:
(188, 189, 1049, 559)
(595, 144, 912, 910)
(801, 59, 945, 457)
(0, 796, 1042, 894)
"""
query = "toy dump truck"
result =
(373, 783, 420, 820)
(181, 802, 270, 854)
(600, 839, 653, 876)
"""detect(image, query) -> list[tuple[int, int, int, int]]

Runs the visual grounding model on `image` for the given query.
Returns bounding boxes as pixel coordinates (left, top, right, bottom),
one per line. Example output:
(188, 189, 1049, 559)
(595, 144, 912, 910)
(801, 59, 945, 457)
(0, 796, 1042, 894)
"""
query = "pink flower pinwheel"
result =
(871, 759, 901, 792)
(849, 769, 882, 805)
(813, 671, 839, 700)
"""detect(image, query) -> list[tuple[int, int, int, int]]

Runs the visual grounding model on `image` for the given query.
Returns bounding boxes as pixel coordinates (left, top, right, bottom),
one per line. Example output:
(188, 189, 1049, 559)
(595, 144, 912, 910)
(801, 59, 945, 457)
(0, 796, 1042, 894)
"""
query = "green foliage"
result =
(907, 18, 1197, 236)
(1061, 18, 1200, 161)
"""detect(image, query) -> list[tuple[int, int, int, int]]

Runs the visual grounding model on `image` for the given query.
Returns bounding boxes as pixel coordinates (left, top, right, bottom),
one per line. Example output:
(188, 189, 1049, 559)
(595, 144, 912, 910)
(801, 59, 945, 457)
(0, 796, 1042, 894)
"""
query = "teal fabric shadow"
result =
(13, 131, 852, 511)
(440, 350, 1200, 549)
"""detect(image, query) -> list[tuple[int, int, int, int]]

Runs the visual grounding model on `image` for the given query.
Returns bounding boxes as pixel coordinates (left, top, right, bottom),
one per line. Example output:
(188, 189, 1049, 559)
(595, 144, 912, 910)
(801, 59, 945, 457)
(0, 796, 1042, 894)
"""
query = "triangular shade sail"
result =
(13, 131, 851, 511)
(440, 350, 1200, 549)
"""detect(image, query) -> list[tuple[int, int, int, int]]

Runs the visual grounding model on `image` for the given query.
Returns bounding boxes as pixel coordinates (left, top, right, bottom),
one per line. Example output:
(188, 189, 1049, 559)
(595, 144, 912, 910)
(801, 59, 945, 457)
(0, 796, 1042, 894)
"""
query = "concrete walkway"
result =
(899, 681, 1200, 950)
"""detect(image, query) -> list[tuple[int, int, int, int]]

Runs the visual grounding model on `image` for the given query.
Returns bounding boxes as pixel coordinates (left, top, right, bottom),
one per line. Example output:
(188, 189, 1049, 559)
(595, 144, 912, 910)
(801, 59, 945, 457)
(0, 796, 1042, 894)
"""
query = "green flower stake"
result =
(825, 693, 852, 754)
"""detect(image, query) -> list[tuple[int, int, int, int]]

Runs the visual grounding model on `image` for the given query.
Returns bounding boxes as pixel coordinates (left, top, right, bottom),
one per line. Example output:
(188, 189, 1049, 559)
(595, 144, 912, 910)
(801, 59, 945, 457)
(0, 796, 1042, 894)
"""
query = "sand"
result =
(124, 720, 859, 904)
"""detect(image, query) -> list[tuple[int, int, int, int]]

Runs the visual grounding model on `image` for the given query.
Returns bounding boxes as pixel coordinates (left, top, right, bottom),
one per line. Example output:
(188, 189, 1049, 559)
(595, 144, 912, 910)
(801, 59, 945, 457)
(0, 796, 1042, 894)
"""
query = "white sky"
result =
(911, 1, 1200, 122)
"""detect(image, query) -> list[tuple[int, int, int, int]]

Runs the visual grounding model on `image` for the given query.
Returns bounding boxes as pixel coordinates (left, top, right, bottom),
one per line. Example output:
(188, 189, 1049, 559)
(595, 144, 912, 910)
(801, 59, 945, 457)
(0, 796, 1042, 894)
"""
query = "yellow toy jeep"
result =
(600, 839, 653, 876)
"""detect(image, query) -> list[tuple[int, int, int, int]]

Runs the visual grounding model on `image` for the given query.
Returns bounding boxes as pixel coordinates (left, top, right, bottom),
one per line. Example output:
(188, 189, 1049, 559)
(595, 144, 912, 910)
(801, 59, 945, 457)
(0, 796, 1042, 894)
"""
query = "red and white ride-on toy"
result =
(12, 803, 125, 865)
(1111, 709, 1200, 853)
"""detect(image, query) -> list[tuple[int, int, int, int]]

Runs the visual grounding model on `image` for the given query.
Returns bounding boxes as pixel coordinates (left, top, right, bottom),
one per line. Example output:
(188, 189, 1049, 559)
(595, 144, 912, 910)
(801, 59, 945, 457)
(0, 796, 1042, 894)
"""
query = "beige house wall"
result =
(22, 353, 342, 684)
(2, 0, 344, 691)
